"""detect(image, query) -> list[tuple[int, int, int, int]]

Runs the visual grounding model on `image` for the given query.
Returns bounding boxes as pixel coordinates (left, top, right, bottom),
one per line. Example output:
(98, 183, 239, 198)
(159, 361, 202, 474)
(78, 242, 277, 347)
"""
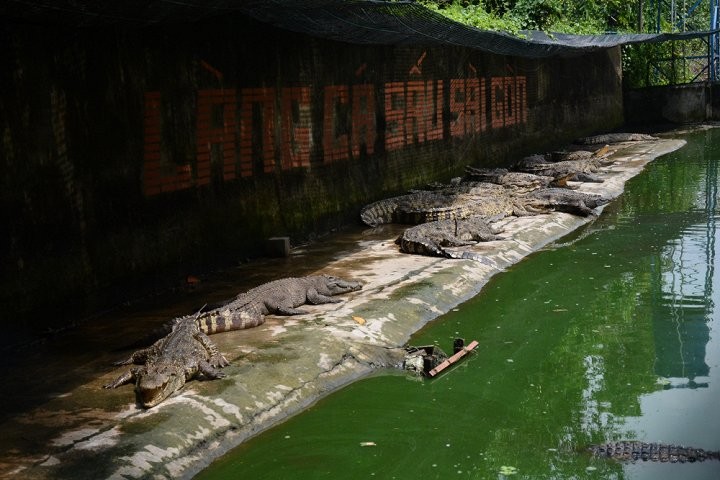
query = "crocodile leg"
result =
(198, 361, 226, 380)
(195, 331, 230, 368)
(104, 368, 137, 389)
(112, 346, 154, 366)
(306, 289, 343, 305)
(273, 305, 310, 315)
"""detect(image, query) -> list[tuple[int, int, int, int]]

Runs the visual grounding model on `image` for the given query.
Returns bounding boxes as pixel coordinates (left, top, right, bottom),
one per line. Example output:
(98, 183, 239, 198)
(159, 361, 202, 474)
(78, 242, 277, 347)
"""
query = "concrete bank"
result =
(0, 138, 685, 479)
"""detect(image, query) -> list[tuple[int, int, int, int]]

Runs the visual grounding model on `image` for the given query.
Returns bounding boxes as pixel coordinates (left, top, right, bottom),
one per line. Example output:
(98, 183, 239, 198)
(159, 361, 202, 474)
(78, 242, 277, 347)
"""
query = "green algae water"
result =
(197, 129, 720, 480)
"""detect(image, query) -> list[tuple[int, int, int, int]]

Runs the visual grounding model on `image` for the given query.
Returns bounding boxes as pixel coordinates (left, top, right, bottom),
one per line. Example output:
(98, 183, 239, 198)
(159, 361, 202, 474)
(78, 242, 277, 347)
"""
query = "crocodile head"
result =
(135, 365, 186, 408)
(322, 275, 363, 295)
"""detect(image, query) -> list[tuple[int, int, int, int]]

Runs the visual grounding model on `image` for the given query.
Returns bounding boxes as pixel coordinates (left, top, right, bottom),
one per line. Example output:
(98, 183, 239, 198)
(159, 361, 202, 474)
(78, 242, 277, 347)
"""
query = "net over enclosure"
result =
(2, 0, 715, 57)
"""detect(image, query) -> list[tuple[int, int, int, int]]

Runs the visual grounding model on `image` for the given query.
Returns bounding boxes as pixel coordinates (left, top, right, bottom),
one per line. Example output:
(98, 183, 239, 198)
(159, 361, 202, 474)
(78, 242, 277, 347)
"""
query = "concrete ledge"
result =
(0, 138, 686, 479)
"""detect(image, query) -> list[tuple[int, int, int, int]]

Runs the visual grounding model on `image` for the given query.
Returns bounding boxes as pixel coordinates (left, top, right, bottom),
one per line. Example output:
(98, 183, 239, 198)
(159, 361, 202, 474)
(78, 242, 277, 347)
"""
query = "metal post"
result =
(711, 2, 719, 81)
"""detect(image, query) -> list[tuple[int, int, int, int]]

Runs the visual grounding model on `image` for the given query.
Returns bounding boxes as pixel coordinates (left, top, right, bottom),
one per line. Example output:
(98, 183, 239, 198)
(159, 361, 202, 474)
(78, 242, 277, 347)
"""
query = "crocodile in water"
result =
(588, 441, 720, 463)
(104, 314, 230, 408)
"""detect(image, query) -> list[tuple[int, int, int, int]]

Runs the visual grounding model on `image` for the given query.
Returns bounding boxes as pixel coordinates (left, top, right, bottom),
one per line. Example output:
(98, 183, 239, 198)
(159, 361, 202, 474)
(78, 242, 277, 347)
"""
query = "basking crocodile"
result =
(521, 188, 611, 217)
(137, 275, 363, 346)
(360, 191, 449, 227)
(550, 145, 611, 162)
(361, 185, 535, 227)
(360, 183, 507, 227)
(576, 132, 658, 145)
(395, 215, 504, 259)
(464, 166, 562, 190)
(193, 275, 363, 334)
(516, 157, 606, 183)
(588, 441, 720, 463)
(104, 314, 230, 408)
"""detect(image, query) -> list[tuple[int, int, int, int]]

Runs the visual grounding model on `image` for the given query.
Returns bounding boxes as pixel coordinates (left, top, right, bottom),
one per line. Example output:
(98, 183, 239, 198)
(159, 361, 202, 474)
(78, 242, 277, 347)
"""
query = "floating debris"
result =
(499, 465, 518, 475)
(352, 316, 366, 325)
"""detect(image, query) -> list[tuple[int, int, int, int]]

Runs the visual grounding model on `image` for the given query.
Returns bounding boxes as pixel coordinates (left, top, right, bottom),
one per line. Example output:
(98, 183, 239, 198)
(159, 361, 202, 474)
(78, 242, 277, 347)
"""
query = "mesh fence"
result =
(2, 0, 717, 57)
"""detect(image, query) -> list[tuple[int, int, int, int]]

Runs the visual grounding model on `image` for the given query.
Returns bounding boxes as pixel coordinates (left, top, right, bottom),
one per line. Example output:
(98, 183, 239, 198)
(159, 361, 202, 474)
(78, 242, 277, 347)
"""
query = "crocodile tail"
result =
(197, 304, 265, 334)
(445, 250, 476, 260)
(360, 199, 398, 227)
(399, 237, 443, 256)
(443, 249, 489, 263)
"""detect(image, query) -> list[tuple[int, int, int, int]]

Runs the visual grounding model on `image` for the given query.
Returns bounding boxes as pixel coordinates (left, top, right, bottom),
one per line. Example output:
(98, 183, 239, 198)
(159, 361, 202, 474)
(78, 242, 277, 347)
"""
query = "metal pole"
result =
(711, 2, 719, 81)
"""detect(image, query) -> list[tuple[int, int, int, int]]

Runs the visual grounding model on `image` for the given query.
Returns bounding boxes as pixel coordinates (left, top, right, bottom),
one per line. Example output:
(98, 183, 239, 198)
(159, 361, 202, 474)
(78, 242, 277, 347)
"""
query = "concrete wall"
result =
(624, 82, 720, 125)
(0, 15, 624, 328)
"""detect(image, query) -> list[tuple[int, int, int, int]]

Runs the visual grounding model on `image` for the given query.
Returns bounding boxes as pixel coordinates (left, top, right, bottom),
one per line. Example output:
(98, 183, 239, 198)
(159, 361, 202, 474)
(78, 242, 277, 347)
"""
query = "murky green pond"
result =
(197, 129, 720, 480)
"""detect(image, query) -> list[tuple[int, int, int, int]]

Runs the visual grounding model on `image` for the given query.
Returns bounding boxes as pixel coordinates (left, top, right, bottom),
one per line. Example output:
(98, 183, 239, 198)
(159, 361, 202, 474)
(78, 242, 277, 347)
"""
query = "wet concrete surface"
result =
(0, 138, 686, 479)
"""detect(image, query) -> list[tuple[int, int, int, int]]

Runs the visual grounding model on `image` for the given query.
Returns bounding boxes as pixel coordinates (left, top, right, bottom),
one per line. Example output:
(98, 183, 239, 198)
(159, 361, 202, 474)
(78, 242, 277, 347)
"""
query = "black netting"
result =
(2, 0, 716, 58)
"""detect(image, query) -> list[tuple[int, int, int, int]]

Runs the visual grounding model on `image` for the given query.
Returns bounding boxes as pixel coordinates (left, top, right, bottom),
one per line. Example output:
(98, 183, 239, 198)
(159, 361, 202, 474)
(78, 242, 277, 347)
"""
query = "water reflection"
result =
(654, 225, 712, 385)
(652, 143, 716, 388)
(614, 131, 720, 479)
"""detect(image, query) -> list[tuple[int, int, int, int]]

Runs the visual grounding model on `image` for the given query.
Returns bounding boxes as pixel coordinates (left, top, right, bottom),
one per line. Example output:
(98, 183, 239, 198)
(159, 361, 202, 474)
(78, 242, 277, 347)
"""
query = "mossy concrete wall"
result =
(624, 82, 720, 125)
(0, 15, 623, 333)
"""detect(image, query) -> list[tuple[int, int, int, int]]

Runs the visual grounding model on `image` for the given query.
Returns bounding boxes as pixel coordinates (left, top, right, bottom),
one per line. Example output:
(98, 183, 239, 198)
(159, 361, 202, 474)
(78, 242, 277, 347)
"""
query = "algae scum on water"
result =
(198, 129, 720, 479)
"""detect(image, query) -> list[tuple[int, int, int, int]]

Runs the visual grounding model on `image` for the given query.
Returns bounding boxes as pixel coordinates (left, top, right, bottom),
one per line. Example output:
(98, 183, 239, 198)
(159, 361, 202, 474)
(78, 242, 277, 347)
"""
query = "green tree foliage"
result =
(422, 0, 637, 34)
(423, 0, 711, 87)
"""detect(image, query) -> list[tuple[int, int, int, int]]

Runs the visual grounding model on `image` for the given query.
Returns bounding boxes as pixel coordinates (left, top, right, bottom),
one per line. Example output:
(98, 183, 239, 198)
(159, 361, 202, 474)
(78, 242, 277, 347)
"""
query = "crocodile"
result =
(136, 275, 363, 347)
(588, 441, 720, 463)
(576, 132, 659, 145)
(104, 314, 230, 408)
(361, 185, 538, 227)
(360, 191, 450, 227)
(549, 145, 611, 162)
(360, 183, 508, 227)
(395, 215, 504, 259)
(515, 157, 606, 183)
(192, 275, 363, 334)
(464, 166, 563, 190)
(520, 188, 611, 217)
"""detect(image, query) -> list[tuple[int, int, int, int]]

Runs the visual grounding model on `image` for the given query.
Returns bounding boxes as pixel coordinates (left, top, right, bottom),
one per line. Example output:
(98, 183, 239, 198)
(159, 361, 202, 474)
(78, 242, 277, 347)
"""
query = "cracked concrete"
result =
(0, 138, 686, 479)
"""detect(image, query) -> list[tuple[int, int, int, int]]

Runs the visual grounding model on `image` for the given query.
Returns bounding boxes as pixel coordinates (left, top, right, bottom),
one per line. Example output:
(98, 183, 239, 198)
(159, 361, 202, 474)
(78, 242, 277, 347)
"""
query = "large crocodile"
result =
(360, 184, 506, 227)
(192, 275, 363, 334)
(464, 166, 563, 190)
(521, 188, 611, 217)
(515, 156, 607, 183)
(104, 314, 230, 408)
(588, 441, 720, 463)
(361, 186, 534, 227)
(576, 132, 658, 145)
(395, 215, 504, 259)
(135, 275, 363, 346)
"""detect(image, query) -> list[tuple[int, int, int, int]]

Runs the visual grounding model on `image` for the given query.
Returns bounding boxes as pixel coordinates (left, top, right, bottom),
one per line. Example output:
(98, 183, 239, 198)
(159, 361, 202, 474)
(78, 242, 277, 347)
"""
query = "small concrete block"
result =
(266, 237, 290, 257)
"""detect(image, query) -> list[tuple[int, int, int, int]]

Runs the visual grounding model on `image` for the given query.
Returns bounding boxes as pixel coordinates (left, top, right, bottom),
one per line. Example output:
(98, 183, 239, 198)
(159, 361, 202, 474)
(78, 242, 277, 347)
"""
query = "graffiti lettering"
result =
(282, 87, 312, 169)
(142, 76, 528, 196)
(196, 89, 236, 185)
(491, 76, 527, 129)
(450, 78, 486, 138)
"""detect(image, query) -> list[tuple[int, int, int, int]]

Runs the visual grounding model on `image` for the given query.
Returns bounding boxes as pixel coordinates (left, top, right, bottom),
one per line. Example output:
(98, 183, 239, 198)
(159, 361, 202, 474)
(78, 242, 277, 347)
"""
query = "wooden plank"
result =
(428, 340, 478, 377)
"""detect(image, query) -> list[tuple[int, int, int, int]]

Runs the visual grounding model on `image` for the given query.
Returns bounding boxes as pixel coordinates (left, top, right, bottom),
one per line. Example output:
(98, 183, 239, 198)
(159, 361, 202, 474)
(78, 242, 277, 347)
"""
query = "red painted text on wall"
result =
(143, 76, 528, 196)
